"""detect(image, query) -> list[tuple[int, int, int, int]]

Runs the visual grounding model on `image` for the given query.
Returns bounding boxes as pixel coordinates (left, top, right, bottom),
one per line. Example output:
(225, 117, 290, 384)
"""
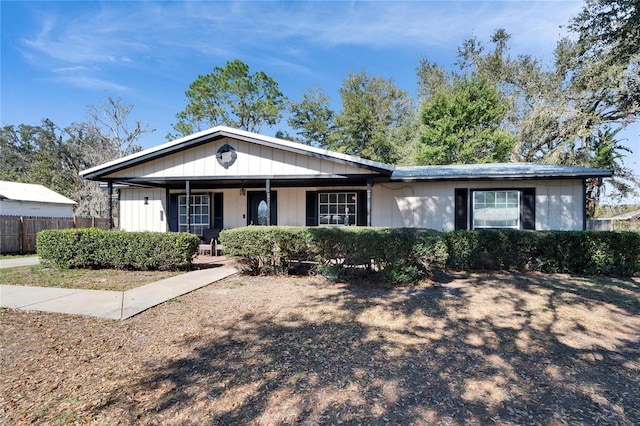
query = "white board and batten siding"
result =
(119, 188, 167, 232)
(107, 137, 371, 180)
(372, 179, 585, 231)
(119, 179, 585, 232)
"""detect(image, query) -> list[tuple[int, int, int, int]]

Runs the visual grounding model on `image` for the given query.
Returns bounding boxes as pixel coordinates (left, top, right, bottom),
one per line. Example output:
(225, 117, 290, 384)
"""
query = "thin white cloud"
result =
(22, 1, 584, 64)
(51, 67, 129, 92)
(17, 1, 585, 89)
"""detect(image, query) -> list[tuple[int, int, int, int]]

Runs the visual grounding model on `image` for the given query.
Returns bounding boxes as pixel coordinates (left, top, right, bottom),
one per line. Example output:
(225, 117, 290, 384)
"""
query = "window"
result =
(472, 190, 520, 229)
(178, 194, 210, 235)
(318, 192, 357, 226)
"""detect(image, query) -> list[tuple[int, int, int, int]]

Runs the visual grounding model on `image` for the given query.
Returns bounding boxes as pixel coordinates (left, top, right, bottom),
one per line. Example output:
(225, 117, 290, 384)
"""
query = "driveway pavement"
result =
(0, 257, 237, 320)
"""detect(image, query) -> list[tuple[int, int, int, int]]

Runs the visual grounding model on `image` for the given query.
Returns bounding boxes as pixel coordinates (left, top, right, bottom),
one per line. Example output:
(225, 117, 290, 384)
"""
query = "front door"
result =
(247, 191, 277, 225)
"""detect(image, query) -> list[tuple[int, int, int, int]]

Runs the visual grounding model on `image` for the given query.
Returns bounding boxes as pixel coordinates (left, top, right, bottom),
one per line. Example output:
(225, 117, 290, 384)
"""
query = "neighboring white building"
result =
(80, 126, 612, 234)
(0, 181, 76, 217)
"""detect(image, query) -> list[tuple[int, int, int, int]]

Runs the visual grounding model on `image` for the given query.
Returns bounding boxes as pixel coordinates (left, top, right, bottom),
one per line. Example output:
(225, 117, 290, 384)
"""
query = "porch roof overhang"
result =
(80, 126, 394, 182)
(101, 174, 383, 191)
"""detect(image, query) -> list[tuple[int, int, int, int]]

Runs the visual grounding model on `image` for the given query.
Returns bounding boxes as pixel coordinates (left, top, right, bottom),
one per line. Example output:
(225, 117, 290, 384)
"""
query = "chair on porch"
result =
(199, 228, 223, 256)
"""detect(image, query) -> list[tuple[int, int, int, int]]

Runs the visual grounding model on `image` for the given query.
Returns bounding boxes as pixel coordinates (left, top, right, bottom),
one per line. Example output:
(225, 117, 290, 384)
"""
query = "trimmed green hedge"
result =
(36, 228, 199, 271)
(445, 230, 640, 277)
(218, 226, 313, 275)
(220, 226, 448, 283)
(221, 227, 640, 282)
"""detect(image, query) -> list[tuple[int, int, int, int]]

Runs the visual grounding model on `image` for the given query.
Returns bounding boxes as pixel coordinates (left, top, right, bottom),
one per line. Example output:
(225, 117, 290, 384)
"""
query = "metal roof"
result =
(80, 126, 395, 180)
(0, 181, 76, 205)
(391, 163, 613, 181)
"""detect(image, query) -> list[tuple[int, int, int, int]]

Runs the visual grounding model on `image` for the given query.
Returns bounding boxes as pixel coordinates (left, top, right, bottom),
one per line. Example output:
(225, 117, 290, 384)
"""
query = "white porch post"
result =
(367, 178, 372, 227)
(266, 179, 271, 226)
(107, 181, 113, 230)
(186, 180, 191, 233)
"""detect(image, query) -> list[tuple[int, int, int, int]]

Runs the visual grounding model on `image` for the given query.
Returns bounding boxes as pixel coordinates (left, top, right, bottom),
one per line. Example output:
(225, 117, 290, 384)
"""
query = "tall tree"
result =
(570, 0, 640, 67)
(329, 69, 413, 163)
(286, 87, 335, 147)
(0, 98, 152, 216)
(415, 73, 516, 165)
(171, 59, 287, 138)
(457, 27, 639, 207)
(85, 96, 149, 158)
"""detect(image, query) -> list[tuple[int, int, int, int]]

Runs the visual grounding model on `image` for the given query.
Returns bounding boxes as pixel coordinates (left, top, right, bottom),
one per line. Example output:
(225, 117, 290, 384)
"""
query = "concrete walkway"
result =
(0, 263, 238, 320)
(0, 256, 40, 269)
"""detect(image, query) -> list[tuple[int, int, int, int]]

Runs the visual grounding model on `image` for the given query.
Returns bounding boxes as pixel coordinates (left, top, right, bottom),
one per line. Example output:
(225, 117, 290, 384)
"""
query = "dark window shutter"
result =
(455, 188, 468, 230)
(521, 188, 536, 230)
(305, 191, 318, 226)
(213, 192, 223, 229)
(356, 190, 367, 226)
(169, 194, 179, 232)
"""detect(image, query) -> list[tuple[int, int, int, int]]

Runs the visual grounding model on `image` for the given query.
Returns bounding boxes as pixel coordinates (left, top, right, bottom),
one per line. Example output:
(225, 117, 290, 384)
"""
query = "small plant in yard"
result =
(317, 263, 340, 280)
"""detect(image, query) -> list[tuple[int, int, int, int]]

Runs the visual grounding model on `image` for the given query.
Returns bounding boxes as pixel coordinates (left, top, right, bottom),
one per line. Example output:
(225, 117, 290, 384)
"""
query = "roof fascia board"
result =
(391, 172, 613, 182)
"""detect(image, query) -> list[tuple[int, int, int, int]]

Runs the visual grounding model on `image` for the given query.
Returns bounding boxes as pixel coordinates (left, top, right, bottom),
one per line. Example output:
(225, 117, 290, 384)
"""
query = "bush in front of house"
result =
(220, 226, 313, 275)
(220, 226, 449, 283)
(36, 228, 199, 270)
(445, 230, 640, 276)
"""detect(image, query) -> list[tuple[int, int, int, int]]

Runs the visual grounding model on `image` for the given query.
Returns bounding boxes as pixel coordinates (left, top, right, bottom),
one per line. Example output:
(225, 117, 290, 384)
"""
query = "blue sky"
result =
(1, 0, 638, 198)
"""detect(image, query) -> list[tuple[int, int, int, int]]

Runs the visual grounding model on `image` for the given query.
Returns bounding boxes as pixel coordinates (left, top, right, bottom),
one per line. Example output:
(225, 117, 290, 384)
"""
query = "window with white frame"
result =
(178, 194, 210, 235)
(318, 192, 357, 226)
(472, 190, 520, 229)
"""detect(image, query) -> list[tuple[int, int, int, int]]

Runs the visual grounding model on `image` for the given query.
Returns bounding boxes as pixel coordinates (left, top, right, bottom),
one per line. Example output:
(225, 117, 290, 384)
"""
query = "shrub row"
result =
(221, 227, 640, 282)
(36, 228, 199, 270)
(220, 226, 449, 284)
(445, 230, 640, 277)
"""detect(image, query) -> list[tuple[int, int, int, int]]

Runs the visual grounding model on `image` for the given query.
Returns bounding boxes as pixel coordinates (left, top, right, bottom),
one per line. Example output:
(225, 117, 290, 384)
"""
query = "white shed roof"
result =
(0, 181, 76, 205)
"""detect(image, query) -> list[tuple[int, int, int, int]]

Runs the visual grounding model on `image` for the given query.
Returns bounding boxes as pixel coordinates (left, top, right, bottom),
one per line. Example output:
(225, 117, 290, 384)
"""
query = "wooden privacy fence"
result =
(0, 215, 116, 254)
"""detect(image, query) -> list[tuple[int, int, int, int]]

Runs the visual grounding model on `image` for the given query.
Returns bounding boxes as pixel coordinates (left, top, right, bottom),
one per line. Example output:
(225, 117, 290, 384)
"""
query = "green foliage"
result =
(569, 0, 640, 68)
(171, 59, 287, 137)
(220, 227, 313, 275)
(1, 98, 149, 216)
(223, 227, 639, 281)
(415, 73, 516, 165)
(36, 228, 198, 271)
(287, 87, 335, 147)
(327, 69, 414, 164)
(445, 230, 640, 276)
(220, 226, 448, 284)
(456, 27, 638, 205)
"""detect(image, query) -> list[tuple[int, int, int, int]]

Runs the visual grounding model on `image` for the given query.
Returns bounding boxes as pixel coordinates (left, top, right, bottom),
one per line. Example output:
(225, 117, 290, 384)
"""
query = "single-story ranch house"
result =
(80, 126, 612, 234)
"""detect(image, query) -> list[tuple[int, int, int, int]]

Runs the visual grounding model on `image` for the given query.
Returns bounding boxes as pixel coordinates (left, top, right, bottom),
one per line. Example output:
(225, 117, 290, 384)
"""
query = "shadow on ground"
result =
(74, 272, 640, 424)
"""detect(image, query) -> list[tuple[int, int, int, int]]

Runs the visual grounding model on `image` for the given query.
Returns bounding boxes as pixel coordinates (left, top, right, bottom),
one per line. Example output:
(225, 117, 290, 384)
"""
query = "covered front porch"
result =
(107, 175, 377, 235)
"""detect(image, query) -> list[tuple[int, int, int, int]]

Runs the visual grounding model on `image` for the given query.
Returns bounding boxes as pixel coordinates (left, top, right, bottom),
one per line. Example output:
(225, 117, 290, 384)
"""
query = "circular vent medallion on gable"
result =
(216, 143, 237, 168)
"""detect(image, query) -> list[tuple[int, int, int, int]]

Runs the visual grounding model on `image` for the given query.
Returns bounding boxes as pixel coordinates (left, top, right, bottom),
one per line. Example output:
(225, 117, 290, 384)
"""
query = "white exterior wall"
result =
(118, 180, 585, 232)
(119, 188, 167, 232)
(0, 200, 74, 218)
(107, 137, 370, 180)
(372, 179, 585, 231)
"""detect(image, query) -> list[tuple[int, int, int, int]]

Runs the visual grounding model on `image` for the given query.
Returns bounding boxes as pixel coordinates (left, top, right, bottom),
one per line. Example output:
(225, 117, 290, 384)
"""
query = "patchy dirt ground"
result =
(1, 272, 639, 425)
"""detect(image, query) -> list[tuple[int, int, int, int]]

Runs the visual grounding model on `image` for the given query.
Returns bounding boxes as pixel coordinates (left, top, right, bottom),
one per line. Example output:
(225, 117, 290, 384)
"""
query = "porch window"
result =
(472, 190, 519, 229)
(318, 192, 357, 226)
(178, 194, 210, 235)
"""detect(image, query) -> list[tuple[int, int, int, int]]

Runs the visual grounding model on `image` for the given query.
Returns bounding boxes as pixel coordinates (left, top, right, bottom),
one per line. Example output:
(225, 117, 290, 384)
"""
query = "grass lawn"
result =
(1, 271, 639, 425)
(0, 264, 180, 291)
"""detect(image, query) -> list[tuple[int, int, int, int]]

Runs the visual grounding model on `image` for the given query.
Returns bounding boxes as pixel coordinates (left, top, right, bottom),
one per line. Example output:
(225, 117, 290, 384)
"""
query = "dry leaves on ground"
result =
(1, 272, 639, 425)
